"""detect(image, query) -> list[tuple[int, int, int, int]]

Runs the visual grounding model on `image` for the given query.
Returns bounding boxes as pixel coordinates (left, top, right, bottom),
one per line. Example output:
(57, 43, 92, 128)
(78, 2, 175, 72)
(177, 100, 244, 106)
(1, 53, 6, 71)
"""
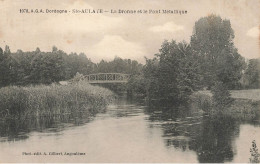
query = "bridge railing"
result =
(84, 73, 130, 84)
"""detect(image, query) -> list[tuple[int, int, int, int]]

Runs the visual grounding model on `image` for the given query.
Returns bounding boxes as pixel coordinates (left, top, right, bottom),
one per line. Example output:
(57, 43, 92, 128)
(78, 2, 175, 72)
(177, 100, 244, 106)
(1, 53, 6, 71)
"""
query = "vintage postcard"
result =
(0, 0, 259, 163)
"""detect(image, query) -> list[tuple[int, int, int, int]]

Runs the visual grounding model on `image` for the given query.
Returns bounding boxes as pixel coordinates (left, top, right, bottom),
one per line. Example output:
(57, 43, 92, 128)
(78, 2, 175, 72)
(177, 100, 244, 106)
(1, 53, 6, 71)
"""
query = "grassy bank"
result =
(197, 89, 260, 101)
(190, 90, 260, 120)
(0, 81, 114, 120)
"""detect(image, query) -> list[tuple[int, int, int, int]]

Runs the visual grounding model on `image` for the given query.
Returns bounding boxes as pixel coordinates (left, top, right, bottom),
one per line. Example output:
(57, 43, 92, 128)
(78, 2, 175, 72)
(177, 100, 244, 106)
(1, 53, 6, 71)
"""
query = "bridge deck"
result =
(84, 73, 130, 84)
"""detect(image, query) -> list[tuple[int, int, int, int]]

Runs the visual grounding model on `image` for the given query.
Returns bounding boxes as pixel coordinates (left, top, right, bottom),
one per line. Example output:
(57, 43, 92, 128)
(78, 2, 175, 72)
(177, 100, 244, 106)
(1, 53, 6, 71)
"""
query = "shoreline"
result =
(190, 90, 260, 121)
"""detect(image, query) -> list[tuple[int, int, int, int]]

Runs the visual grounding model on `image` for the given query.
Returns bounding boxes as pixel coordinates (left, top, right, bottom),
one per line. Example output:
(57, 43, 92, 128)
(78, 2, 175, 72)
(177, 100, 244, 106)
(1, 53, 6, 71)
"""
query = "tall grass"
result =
(0, 81, 114, 119)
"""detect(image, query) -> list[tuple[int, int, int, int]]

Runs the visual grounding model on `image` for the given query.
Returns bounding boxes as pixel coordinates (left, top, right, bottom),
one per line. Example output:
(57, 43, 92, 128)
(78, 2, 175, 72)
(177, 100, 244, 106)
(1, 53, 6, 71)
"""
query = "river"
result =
(0, 98, 259, 163)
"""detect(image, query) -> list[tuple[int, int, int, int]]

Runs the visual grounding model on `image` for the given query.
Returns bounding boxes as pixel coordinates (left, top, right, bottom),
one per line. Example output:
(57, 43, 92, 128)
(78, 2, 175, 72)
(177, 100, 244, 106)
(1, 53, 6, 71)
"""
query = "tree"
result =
(52, 46, 58, 52)
(143, 41, 200, 106)
(94, 57, 143, 75)
(190, 15, 245, 89)
(0, 46, 13, 87)
(143, 57, 160, 103)
(29, 49, 64, 84)
(35, 47, 41, 53)
(127, 74, 146, 96)
(244, 59, 260, 89)
(4, 45, 11, 54)
(0, 47, 6, 87)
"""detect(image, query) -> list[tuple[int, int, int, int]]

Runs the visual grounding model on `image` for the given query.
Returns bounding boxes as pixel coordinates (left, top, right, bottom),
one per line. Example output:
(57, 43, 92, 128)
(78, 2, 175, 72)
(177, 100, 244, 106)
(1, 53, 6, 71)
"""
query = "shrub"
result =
(249, 140, 260, 163)
(189, 92, 212, 112)
(211, 82, 234, 110)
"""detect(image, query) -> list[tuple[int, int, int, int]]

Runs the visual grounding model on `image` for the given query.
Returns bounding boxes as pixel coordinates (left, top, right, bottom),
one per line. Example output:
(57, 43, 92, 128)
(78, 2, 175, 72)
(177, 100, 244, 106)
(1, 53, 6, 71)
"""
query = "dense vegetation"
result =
(0, 81, 114, 119)
(243, 58, 260, 89)
(128, 15, 257, 109)
(142, 41, 200, 106)
(0, 46, 142, 87)
(190, 15, 246, 89)
(1, 14, 259, 110)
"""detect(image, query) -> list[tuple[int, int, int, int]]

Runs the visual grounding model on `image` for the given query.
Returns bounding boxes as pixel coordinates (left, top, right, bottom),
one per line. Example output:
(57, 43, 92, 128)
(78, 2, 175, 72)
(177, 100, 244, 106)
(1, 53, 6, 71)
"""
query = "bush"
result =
(189, 92, 212, 112)
(249, 140, 260, 163)
(127, 74, 146, 97)
(211, 82, 234, 110)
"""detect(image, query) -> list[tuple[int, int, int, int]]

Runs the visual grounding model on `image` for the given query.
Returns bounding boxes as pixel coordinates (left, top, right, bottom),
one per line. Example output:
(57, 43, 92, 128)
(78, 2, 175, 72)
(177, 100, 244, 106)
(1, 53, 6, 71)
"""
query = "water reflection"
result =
(0, 112, 97, 142)
(189, 116, 240, 163)
(145, 107, 258, 163)
(0, 99, 259, 163)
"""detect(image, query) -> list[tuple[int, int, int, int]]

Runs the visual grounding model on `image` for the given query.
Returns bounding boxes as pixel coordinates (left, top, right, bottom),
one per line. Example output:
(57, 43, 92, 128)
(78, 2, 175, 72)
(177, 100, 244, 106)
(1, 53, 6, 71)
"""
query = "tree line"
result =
(0, 46, 142, 87)
(127, 15, 259, 106)
(0, 15, 259, 106)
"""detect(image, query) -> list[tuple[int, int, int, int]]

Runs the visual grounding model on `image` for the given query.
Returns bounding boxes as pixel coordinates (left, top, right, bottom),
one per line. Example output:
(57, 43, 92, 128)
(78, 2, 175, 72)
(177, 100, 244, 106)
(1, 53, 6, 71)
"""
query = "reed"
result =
(0, 81, 114, 119)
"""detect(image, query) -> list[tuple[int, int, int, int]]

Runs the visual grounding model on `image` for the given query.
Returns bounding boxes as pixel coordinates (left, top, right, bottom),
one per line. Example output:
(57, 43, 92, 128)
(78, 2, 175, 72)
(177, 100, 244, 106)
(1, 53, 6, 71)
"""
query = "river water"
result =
(0, 98, 259, 163)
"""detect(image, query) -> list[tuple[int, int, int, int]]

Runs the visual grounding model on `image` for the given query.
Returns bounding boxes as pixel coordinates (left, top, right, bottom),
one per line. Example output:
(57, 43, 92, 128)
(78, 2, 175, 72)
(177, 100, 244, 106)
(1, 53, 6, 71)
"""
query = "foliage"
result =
(95, 57, 143, 75)
(0, 46, 14, 87)
(190, 14, 246, 89)
(143, 41, 200, 106)
(190, 92, 212, 112)
(211, 81, 234, 110)
(141, 15, 246, 107)
(127, 74, 146, 96)
(0, 82, 114, 119)
(244, 59, 260, 89)
(69, 72, 85, 83)
(142, 57, 160, 102)
(0, 46, 143, 88)
(250, 140, 260, 163)
(191, 90, 260, 120)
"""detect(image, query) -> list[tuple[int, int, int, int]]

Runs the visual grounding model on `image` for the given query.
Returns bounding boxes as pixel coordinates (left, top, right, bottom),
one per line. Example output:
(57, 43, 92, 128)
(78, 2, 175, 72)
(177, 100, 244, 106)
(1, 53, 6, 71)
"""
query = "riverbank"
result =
(190, 89, 260, 120)
(0, 81, 114, 120)
(198, 89, 260, 101)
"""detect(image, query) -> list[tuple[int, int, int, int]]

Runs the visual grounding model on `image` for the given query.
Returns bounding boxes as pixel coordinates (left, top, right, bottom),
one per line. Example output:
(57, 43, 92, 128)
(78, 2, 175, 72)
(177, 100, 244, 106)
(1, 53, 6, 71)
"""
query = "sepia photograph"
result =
(0, 0, 259, 163)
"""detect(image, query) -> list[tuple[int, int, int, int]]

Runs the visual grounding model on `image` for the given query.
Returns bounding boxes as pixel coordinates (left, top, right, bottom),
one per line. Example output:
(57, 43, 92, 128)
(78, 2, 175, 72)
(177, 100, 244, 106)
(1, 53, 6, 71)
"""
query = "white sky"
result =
(0, 0, 259, 63)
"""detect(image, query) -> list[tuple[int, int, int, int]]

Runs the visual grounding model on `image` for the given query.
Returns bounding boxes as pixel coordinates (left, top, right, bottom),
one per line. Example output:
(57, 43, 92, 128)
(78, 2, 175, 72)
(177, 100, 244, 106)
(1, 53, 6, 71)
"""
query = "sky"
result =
(0, 0, 259, 63)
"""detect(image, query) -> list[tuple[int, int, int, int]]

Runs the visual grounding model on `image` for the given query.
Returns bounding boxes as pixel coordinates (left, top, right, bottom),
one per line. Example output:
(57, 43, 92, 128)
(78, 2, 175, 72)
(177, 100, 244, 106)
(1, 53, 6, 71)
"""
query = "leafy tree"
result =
(143, 57, 160, 103)
(29, 48, 64, 84)
(35, 47, 41, 53)
(95, 57, 143, 75)
(0, 45, 143, 87)
(190, 15, 245, 89)
(127, 74, 146, 96)
(0, 47, 6, 87)
(143, 41, 200, 106)
(14, 50, 33, 85)
(244, 59, 260, 89)
(62, 52, 94, 79)
(0, 46, 13, 87)
(4, 45, 11, 54)
(52, 46, 58, 52)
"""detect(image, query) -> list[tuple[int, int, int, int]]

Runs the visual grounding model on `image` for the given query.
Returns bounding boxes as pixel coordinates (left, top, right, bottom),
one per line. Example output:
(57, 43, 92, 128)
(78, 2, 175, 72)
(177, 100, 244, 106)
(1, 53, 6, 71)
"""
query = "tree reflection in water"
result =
(189, 116, 240, 163)
(0, 112, 96, 142)
(146, 107, 241, 163)
(0, 101, 257, 163)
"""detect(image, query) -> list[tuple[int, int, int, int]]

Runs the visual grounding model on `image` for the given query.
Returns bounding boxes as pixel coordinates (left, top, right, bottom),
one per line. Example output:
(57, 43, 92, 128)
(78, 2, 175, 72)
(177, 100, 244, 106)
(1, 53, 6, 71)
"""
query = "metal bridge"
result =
(84, 73, 130, 84)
